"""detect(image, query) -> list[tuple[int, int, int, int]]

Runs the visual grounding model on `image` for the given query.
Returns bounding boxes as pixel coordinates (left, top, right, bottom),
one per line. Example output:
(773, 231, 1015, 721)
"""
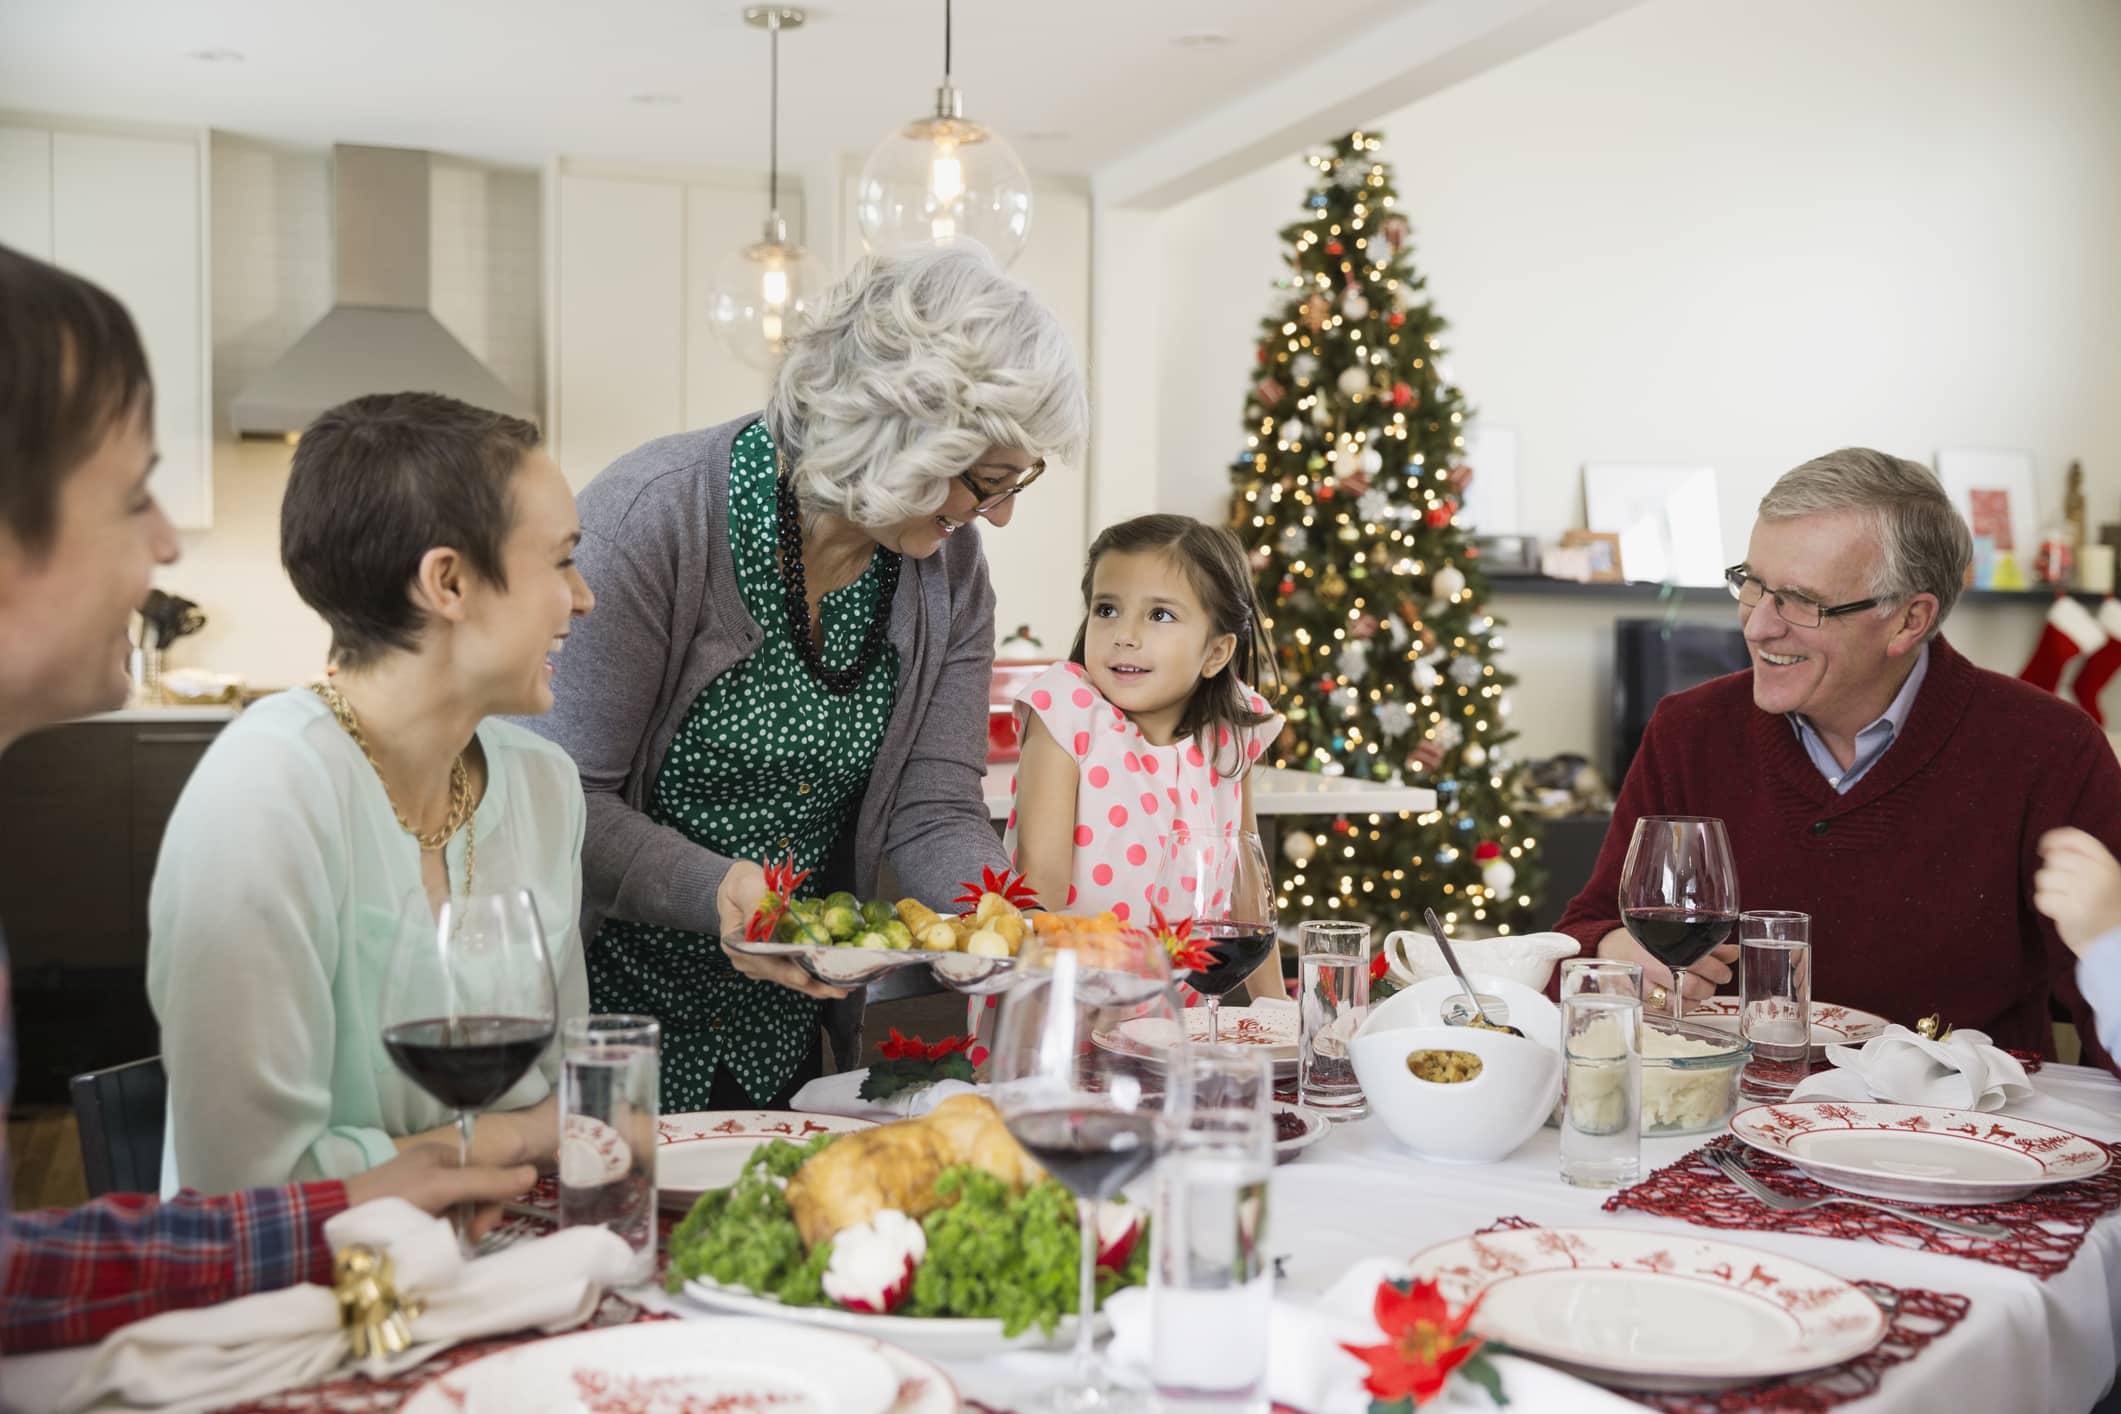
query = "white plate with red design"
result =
(682, 1277, 1107, 1360)
(1730, 1100, 2111, 1204)
(1093, 1005, 1300, 1073)
(400, 1316, 923, 1414)
(1679, 998, 1890, 1051)
(659, 1111, 878, 1213)
(1405, 1227, 1887, 1392)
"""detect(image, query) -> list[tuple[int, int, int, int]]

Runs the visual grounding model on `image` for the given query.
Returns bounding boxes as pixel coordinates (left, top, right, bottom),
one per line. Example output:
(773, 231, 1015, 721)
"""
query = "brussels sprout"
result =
(821, 905, 864, 940)
(861, 899, 898, 929)
(824, 891, 860, 916)
(853, 930, 891, 950)
(881, 921, 915, 950)
(772, 907, 804, 944)
(788, 897, 822, 921)
(792, 918, 833, 949)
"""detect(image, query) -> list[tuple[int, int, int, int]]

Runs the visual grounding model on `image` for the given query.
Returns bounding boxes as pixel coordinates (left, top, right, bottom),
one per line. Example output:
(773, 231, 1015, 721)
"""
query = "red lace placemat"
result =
(1603, 1133, 2121, 1279)
(1476, 1218, 1971, 1414)
(208, 1290, 674, 1413)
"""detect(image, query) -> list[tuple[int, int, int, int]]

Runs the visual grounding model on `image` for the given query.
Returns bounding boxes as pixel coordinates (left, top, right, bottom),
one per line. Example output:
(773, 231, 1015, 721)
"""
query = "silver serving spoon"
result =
(1423, 907, 1525, 1037)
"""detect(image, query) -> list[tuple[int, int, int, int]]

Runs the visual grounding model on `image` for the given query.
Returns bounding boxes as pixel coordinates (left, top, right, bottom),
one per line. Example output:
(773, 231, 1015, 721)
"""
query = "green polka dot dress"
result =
(589, 421, 899, 1110)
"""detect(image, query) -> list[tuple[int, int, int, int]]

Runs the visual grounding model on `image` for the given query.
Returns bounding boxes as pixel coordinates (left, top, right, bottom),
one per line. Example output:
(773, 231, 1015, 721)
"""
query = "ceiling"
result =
(0, 0, 1420, 177)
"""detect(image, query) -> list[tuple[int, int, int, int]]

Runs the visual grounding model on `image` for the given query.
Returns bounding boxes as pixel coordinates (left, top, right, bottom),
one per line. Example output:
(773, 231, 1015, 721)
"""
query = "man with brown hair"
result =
(0, 243, 538, 1352)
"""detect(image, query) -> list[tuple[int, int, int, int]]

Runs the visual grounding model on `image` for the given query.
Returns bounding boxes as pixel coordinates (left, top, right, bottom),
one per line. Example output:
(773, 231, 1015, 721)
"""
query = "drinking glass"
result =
(559, 1015, 660, 1283)
(380, 889, 558, 1248)
(1296, 920, 1370, 1117)
(1738, 911, 1812, 1101)
(1560, 989, 1642, 1189)
(1559, 957, 1645, 1002)
(1155, 827, 1279, 1042)
(1619, 816, 1739, 1020)
(1151, 1048, 1273, 1414)
(991, 930, 1186, 1412)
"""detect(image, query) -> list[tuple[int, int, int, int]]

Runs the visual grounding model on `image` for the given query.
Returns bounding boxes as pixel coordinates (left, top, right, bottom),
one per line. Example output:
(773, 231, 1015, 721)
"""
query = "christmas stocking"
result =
(2021, 595, 2106, 693)
(2070, 599, 2121, 724)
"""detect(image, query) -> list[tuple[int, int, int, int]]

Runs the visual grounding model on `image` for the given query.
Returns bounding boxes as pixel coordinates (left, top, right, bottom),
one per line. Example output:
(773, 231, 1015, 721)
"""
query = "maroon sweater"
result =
(1555, 637, 2121, 1072)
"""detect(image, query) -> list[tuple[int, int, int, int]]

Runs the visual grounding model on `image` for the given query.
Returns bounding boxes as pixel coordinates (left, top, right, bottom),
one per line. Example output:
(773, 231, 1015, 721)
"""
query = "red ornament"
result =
(1388, 311, 1405, 328)
(1256, 347, 1268, 365)
(1318, 676, 1337, 692)
(1340, 1278, 1490, 1407)
(1464, 544, 1480, 560)
(1332, 817, 1354, 835)
(1325, 241, 1344, 256)
(1279, 578, 1296, 595)
(1391, 383, 1414, 408)
(1474, 841, 1502, 862)
(1317, 483, 1335, 501)
(1424, 505, 1452, 528)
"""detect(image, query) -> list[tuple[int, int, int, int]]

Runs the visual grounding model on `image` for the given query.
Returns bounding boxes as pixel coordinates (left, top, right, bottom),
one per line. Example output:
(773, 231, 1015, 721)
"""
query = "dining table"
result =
(7, 1065, 2120, 1414)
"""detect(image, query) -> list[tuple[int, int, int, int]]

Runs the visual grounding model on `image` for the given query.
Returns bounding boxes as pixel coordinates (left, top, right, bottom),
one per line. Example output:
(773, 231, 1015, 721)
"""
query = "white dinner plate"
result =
(399, 1315, 901, 1414)
(1093, 1006, 1300, 1073)
(1406, 1227, 1887, 1392)
(1730, 1100, 2111, 1204)
(1274, 1103, 1330, 1163)
(1681, 998, 1890, 1051)
(659, 1111, 877, 1213)
(682, 1275, 1108, 1361)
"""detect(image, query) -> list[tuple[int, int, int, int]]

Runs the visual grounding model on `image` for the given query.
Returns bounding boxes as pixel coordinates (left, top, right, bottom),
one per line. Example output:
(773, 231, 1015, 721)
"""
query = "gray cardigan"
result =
(529, 414, 1011, 975)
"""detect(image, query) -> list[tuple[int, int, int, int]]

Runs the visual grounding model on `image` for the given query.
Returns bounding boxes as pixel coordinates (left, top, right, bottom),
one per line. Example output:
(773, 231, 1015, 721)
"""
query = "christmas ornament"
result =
(1432, 564, 1467, 599)
(1496, 694, 1512, 719)
(1337, 366, 1369, 398)
(1321, 567, 1349, 600)
(1283, 831, 1319, 866)
(1325, 240, 1343, 256)
(1463, 741, 1487, 767)
(1433, 719, 1463, 749)
(1335, 162, 1365, 189)
(1411, 658, 1439, 692)
(1278, 577, 1296, 595)
(1473, 842, 1501, 863)
(1407, 738, 1444, 772)
(1301, 293, 1331, 331)
(1448, 463, 1475, 492)
(1359, 446, 1384, 476)
(1255, 377, 1285, 406)
(1357, 489, 1389, 524)
(1482, 858, 1517, 894)
(1425, 504, 1454, 528)
(1278, 418, 1306, 446)
(1351, 613, 1379, 640)
(1344, 293, 1370, 323)
(1449, 657, 1483, 687)
(1380, 213, 1410, 249)
(1388, 311, 1405, 329)
(1387, 616, 1411, 650)
(1376, 700, 1412, 739)
(1435, 843, 1459, 866)
(1330, 685, 1360, 712)
(1337, 523, 1360, 543)
(1293, 353, 1319, 384)
(1342, 469, 1371, 495)
(1338, 641, 1370, 678)
(1391, 383, 1414, 408)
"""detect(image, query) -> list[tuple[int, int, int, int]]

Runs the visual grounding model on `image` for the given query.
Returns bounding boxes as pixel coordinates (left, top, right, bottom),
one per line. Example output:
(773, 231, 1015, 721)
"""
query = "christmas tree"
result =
(1230, 130, 1542, 942)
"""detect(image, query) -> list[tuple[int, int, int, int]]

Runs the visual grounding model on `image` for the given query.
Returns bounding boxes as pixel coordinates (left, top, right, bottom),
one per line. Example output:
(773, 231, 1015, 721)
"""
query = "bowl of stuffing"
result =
(1350, 1023, 1562, 1164)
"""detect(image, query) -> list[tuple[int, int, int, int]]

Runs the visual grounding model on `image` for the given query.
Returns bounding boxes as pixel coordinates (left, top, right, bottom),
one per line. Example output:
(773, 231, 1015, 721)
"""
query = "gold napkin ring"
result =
(335, 1245, 426, 1360)
(1914, 1013, 1954, 1043)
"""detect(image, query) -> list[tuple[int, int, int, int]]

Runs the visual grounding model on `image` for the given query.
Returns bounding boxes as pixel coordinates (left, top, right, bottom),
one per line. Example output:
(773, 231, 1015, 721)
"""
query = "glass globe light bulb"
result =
(708, 230, 828, 371)
(857, 108, 1031, 265)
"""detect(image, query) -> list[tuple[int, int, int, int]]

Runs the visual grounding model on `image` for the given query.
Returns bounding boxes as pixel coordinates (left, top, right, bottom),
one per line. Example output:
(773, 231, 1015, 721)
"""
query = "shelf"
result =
(1481, 577, 2098, 606)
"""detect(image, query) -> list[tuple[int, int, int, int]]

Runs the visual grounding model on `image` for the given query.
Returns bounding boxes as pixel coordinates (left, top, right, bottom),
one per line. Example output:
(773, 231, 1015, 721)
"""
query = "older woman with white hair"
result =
(531, 243, 1087, 1110)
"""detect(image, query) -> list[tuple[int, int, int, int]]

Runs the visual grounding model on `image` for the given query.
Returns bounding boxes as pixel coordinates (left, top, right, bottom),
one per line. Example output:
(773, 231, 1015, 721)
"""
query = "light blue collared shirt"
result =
(1788, 643, 1930, 794)
(2078, 930, 2121, 1061)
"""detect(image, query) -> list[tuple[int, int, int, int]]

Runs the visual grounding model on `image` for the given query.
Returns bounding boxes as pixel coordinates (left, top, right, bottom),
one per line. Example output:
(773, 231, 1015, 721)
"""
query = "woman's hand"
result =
(717, 860, 850, 1001)
(344, 1145, 536, 1242)
(1594, 926, 1735, 1001)
(468, 1095, 561, 1170)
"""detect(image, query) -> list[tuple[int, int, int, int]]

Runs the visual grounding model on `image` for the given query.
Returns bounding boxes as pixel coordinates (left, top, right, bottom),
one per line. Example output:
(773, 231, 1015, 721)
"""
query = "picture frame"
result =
(1936, 449, 2038, 589)
(1560, 529, 1625, 583)
(1582, 464, 1725, 587)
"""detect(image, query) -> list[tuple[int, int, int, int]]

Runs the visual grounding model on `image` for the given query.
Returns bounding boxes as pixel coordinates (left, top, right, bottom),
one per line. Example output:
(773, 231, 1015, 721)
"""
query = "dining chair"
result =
(69, 1054, 166, 1197)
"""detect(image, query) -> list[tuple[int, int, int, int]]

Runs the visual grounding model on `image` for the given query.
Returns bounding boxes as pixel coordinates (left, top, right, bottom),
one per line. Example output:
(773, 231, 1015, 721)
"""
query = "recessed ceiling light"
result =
(628, 92, 682, 105)
(186, 47, 245, 63)
(1171, 32, 1230, 48)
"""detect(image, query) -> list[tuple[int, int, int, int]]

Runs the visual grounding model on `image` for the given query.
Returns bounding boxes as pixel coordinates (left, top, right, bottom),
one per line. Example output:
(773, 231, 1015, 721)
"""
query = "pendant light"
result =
(709, 6, 828, 370)
(855, 0, 1032, 266)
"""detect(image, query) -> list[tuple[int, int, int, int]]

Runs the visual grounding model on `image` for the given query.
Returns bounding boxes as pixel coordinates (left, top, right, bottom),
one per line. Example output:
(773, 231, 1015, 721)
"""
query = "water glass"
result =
(1560, 991, 1641, 1189)
(558, 1014, 661, 1284)
(1151, 1048, 1274, 1414)
(1296, 921, 1370, 1117)
(1738, 912, 1812, 1101)
(1558, 957, 1645, 1002)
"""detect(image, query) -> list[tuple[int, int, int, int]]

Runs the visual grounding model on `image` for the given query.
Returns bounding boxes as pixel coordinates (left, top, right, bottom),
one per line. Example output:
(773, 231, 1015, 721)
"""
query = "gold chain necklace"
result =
(311, 680, 476, 893)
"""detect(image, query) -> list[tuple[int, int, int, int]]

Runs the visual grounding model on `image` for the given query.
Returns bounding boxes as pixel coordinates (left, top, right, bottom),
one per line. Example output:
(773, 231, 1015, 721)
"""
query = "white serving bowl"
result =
(1362, 973, 1562, 1055)
(1380, 930, 1580, 993)
(1350, 1023, 1563, 1165)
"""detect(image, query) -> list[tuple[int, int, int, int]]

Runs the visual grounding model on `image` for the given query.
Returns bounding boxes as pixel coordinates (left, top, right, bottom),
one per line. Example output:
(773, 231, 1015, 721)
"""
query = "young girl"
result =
(1006, 514, 1285, 999)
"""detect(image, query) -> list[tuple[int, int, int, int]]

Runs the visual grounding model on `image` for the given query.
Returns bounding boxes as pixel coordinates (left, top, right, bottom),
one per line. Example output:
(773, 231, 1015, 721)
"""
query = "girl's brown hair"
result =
(1068, 514, 1279, 774)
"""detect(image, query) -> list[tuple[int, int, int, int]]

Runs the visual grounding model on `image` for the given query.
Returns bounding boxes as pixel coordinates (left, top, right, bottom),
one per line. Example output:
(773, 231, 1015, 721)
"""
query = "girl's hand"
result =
(717, 860, 850, 1000)
(2035, 827, 2121, 958)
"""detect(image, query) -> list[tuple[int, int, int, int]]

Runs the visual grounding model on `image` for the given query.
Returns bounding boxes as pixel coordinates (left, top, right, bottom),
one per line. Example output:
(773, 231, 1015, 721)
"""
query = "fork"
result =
(1705, 1147, 2009, 1239)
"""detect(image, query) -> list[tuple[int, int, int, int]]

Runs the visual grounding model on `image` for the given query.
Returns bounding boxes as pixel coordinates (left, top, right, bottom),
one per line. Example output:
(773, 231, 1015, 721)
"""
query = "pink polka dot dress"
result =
(1003, 661, 1283, 921)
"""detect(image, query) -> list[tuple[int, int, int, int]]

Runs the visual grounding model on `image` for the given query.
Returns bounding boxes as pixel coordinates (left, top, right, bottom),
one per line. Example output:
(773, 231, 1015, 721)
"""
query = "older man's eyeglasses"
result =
(1724, 564, 1881, 628)
(958, 459, 1046, 514)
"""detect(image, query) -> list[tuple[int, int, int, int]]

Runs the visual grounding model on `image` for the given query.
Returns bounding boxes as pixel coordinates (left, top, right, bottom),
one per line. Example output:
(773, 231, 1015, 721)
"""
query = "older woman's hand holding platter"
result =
(531, 243, 1087, 1113)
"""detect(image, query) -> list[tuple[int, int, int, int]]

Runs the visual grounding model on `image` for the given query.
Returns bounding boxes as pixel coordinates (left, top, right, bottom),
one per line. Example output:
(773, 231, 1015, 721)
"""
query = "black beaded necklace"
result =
(775, 460, 903, 694)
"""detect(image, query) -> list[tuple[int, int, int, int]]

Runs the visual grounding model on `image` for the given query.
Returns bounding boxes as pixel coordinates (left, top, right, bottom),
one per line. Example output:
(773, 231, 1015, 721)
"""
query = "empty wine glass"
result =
(1618, 817, 1739, 1020)
(991, 929, 1188, 1413)
(1154, 826, 1279, 1043)
(380, 889, 558, 1245)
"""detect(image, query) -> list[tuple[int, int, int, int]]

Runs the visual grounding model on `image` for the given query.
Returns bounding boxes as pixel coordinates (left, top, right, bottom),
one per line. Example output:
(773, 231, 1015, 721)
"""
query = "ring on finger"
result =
(1647, 982, 1670, 1009)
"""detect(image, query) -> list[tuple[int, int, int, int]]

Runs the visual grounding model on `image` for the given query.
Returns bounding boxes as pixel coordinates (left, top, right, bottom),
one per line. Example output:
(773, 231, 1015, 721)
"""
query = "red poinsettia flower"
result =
(951, 866, 1041, 915)
(1152, 907, 1215, 974)
(1340, 1278, 1487, 1407)
(1370, 952, 1390, 984)
(745, 853, 815, 941)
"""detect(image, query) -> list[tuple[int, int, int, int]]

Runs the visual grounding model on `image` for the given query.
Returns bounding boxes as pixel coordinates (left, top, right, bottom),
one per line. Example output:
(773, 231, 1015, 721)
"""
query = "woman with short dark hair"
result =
(146, 390, 595, 1193)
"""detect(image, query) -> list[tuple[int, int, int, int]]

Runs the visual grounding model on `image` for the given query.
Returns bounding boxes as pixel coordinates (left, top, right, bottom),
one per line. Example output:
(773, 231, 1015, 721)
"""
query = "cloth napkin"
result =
(1790, 1024, 2033, 1112)
(789, 1070, 978, 1121)
(55, 1198, 635, 1414)
(1104, 1257, 1636, 1414)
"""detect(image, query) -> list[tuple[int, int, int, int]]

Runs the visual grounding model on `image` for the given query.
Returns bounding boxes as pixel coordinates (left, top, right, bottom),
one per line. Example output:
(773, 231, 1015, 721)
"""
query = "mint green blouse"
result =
(146, 690, 590, 1194)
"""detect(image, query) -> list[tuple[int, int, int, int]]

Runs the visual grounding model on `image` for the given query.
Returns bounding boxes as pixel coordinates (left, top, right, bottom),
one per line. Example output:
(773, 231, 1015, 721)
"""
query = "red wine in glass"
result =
(1187, 921, 1278, 1001)
(1156, 828, 1278, 1042)
(1006, 1108, 1161, 1201)
(1618, 817, 1739, 1019)
(383, 1015, 556, 1110)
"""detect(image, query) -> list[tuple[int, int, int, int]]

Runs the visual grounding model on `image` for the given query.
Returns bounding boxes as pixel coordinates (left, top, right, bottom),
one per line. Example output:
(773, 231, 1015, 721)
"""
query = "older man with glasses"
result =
(1555, 447, 2121, 1071)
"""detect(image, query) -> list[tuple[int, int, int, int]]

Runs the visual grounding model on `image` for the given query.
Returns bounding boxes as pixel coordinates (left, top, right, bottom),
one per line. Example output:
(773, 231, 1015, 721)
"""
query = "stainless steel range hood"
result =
(229, 144, 530, 438)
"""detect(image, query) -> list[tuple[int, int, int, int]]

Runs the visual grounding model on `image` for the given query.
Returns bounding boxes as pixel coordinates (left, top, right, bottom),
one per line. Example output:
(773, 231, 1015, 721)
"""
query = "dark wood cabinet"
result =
(0, 714, 229, 1101)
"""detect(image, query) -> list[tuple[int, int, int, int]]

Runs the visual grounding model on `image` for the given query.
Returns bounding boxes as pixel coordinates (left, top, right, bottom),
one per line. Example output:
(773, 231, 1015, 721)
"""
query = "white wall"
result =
(162, 136, 542, 688)
(1140, 0, 2121, 764)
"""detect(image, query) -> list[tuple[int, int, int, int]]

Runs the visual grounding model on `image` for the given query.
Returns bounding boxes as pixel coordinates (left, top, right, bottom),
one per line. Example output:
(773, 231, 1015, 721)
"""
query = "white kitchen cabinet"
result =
(0, 125, 54, 258)
(0, 121, 211, 529)
(547, 163, 800, 485)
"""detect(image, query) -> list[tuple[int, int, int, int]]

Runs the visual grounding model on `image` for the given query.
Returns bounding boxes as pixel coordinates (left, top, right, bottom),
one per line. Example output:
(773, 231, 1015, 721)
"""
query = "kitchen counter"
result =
(981, 761, 1434, 820)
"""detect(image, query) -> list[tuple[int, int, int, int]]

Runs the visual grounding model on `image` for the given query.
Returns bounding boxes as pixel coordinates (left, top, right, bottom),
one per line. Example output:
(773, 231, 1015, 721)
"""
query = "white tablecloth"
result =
(9, 1068, 2121, 1414)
